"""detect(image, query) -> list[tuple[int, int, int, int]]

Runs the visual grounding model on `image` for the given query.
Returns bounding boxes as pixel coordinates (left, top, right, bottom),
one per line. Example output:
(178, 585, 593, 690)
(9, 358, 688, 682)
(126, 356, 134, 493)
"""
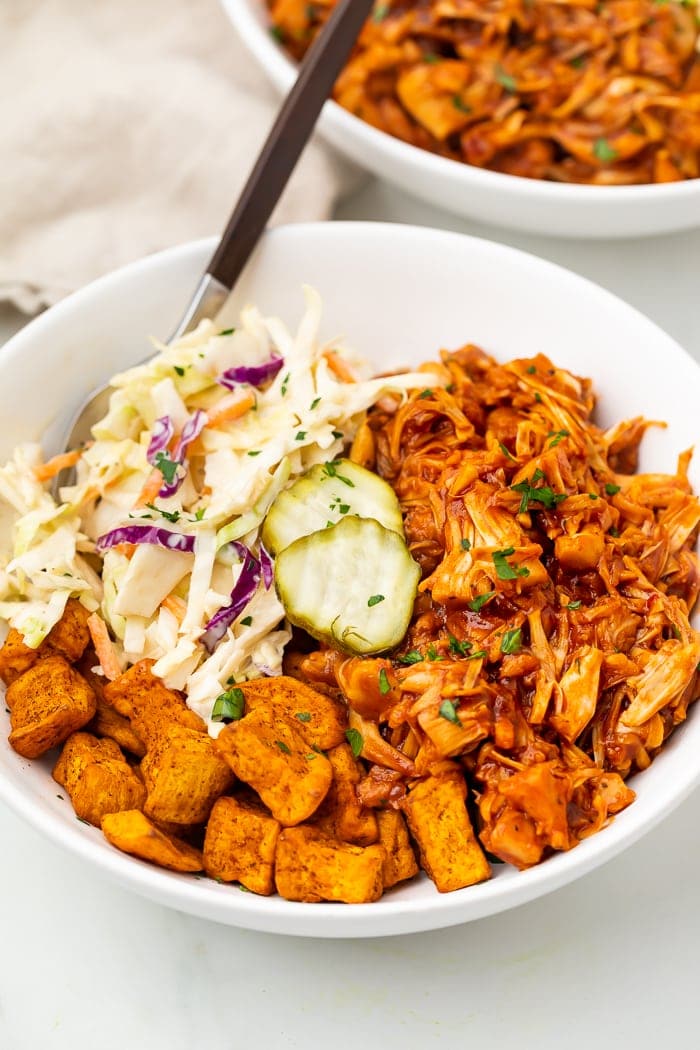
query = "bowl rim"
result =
(222, 0, 700, 205)
(1, 221, 699, 938)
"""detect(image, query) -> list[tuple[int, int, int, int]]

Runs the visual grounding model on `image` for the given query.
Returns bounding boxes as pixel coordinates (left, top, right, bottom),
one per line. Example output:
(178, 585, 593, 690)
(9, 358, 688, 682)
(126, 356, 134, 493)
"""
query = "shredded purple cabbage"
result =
(217, 355, 283, 391)
(155, 409, 207, 499)
(96, 524, 195, 554)
(260, 545, 274, 590)
(147, 416, 174, 462)
(200, 546, 261, 653)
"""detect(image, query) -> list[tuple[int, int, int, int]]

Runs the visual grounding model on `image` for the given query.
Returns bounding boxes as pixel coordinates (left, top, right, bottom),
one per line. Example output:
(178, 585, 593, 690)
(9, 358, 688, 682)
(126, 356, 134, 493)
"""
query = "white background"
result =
(1, 179, 699, 1049)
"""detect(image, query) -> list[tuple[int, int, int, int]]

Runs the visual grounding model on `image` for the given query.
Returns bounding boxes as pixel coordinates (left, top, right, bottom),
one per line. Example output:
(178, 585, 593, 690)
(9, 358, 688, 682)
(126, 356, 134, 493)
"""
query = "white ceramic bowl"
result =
(222, 0, 700, 239)
(0, 223, 698, 937)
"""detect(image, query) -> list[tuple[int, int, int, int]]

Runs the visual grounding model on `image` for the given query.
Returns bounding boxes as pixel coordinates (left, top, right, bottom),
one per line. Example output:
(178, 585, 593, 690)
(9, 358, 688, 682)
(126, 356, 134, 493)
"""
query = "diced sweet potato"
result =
(275, 826, 385, 903)
(377, 808, 419, 889)
(0, 629, 41, 687)
(7, 654, 97, 758)
(215, 706, 332, 826)
(203, 795, 281, 895)
(103, 659, 205, 748)
(141, 726, 234, 825)
(0, 600, 92, 686)
(314, 743, 378, 845)
(79, 658, 145, 756)
(52, 731, 146, 826)
(101, 810, 203, 872)
(401, 771, 490, 893)
(238, 675, 347, 749)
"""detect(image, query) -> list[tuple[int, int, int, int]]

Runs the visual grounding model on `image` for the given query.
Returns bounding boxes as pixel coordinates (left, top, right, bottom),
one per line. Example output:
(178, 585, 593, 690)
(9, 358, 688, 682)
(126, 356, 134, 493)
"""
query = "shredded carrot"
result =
(134, 468, 164, 508)
(86, 613, 122, 682)
(323, 350, 356, 384)
(33, 448, 83, 483)
(161, 594, 187, 624)
(206, 391, 256, 429)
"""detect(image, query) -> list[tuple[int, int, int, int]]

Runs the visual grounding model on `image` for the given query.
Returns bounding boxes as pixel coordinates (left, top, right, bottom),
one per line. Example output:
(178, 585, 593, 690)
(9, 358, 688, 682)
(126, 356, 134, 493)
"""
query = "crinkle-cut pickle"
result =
(262, 458, 404, 556)
(274, 516, 420, 656)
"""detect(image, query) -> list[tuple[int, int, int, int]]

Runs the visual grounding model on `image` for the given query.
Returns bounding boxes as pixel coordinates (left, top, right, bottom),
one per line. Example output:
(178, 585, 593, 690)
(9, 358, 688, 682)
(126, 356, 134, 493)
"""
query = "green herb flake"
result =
(145, 503, 181, 523)
(605, 482, 621, 496)
(439, 699, 461, 726)
(153, 450, 180, 487)
(495, 64, 517, 92)
(338, 503, 350, 514)
(510, 475, 567, 514)
(570, 55, 585, 69)
(397, 649, 423, 665)
(378, 668, 391, 695)
(589, 492, 599, 500)
(295, 711, 312, 723)
(492, 548, 529, 580)
(534, 392, 543, 403)
(323, 461, 355, 487)
(424, 52, 439, 63)
(467, 649, 488, 661)
(609, 527, 620, 537)
(345, 727, 363, 757)
(548, 429, 570, 448)
(426, 644, 444, 662)
(240, 616, 253, 626)
(452, 96, 472, 114)
(275, 740, 292, 755)
(295, 431, 307, 441)
(567, 600, 582, 610)
(372, 2, 390, 21)
(305, 753, 317, 761)
(448, 634, 472, 657)
(332, 430, 344, 440)
(247, 450, 262, 457)
(174, 365, 186, 377)
(211, 687, 246, 724)
(269, 24, 285, 42)
(468, 590, 495, 613)
(280, 372, 290, 396)
(499, 442, 515, 461)
(310, 397, 321, 410)
(593, 137, 618, 162)
(368, 594, 385, 607)
(526, 365, 537, 374)
(194, 507, 206, 521)
(460, 538, 472, 551)
(418, 388, 433, 399)
(672, 623, 682, 640)
(218, 327, 236, 336)
(500, 627, 522, 655)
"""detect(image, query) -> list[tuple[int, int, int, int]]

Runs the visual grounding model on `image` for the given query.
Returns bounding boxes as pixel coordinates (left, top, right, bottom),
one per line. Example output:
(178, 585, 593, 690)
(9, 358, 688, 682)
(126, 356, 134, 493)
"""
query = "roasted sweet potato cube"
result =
(141, 726, 234, 825)
(103, 659, 204, 748)
(7, 654, 97, 759)
(52, 731, 146, 826)
(0, 629, 41, 687)
(401, 771, 490, 893)
(79, 658, 146, 756)
(203, 795, 281, 894)
(238, 675, 347, 750)
(377, 808, 419, 889)
(314, 743, 378, 845)
(215, 707, 332, 826)
(44, 598, 91, 663)
(102, 810, 203, 872)
(275, 826, 385, 903)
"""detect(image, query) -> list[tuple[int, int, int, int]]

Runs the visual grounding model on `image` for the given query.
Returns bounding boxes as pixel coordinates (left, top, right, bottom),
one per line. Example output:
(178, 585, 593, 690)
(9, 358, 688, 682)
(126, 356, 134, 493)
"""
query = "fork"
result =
(53, 0, 374, 495)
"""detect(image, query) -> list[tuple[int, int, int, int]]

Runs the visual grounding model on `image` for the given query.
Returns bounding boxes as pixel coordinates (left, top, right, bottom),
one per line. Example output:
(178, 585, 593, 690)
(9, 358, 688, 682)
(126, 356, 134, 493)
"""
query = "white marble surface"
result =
(1, 181, 699, 1050)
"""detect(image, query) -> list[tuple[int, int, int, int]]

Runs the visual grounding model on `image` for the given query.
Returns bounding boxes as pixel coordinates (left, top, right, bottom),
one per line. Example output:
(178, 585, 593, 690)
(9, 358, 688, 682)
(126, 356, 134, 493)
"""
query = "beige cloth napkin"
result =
(0, 0, 357, 313)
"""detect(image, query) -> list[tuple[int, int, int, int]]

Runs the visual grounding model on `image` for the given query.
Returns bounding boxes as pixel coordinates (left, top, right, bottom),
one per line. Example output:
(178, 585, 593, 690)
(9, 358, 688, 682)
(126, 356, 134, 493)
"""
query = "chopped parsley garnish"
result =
(570, 55, 585, 69)
(310, 397, 321, 410)
(247, 450, 262, 457)
(448, 635, 472, 657)
(439, 699, 461, 725)
(452, 96, 472, 114)
(418, 388, 433, 399)
(240, 616, 253, 626)
(194, 507, 206, 521)
(605, 483, 621, 495)
(492, 548, 529, 580)
(426, 644, 444, 661)
(548, 429, 570, 448)
(323, 461, 354, 486)
(219, 327, 235, 336)
(397, 649, 423, 665)
(338, 504, 350, 514)
(526, 365, 537, 374)
(276, 740, 291, 755)
(145, 503, 180, 523)
(510, 474, 567, 513)
(609, 527, 620, 537)
(593, 137, 618, 162)
(153, 450, 180, 486)
(345, 727, 363, 757)
(332, 430, 344, 440)
(495, 64, 517, 92)
(295, 431, 307, 441)
(589, 493, 599, 500)
(280, 372, 290, 396)
(500, 627, 522, 655)
(295, 712, 312, 723)
(368, 594, 385, 607)
(211, 687, 245, 724)
(269, 24, 285, 42)
(460, 538, 472, 551)
(672, 623, 681, 640)
(567, 600, 582, 610)
(173, 365, 186, 377)
(534, 392, 543, 403)
(468, 590, 495, 613)
(467, 649, 488, 661)
(378, 668, 391, 694)
(499, 442, 515, 461)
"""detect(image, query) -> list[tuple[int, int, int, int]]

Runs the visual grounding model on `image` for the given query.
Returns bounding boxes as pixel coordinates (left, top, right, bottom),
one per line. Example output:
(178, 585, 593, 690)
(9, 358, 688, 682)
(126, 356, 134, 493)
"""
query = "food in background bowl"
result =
(267, 0, 700, 185)
(1, 285, 697, 905)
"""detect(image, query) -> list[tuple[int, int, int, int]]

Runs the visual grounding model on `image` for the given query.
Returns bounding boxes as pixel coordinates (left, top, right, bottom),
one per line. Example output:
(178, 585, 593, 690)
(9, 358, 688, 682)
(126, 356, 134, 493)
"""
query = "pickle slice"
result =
(262, 459, 404, 555)
(274, 516, 420, 655)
